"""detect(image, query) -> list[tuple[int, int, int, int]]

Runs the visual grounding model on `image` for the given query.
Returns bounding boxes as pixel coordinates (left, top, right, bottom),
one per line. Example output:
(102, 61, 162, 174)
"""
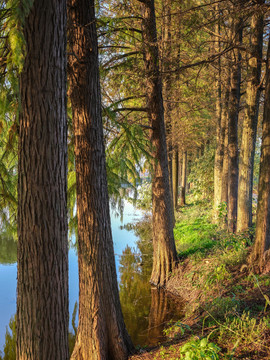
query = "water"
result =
(0, 201, 183, 353)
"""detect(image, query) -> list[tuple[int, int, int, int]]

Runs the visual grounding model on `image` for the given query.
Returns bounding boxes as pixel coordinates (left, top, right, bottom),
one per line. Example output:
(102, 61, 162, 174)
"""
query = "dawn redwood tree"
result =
(172, 148, 179, 209)
(227, 10, 242, 233)
(237, 1, 264, 233)
(180, 151, 187, 206)
(220, 67, 231, 211)
(139, 0, 178, 287)
(213, 3, 223, 222)
(68, 0, 133, 359)
(249, 35, 270, 273)
(17, 1, 69, 359)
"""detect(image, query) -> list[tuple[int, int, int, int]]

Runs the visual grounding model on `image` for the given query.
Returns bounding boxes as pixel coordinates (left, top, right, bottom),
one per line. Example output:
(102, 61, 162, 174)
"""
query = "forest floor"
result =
(130, 199, 270, 360)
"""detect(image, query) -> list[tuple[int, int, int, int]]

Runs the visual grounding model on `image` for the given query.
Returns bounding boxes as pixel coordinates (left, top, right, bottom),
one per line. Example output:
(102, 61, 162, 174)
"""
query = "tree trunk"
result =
(227, 15, 242, 233)
(68, 1, 133, 359)
(178, 153, 182, 190)
(237, 1, 264, 233)
(213, 4, 223, 222)
(249, 34, 270, 274)
(172, 148, 179, 209)
(162, 0, 175, 217)
(180, 151, 187, 206)
(140, 0, 178, 287)
(17, 1, 69, 359)
(220, 71, 231, 212)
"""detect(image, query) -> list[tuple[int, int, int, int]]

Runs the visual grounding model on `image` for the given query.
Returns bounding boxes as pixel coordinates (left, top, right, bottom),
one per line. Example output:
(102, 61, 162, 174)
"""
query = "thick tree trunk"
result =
(180, 151, 187, 206)
(172, 148, 179, 209)
(249, 35, 270, 274)
(227, 16, 242, 233)
(140, 0, 178, 287)
(17, 1, 69, 359)
(237, 2, 264, 233)
(68, 1, 133, 359)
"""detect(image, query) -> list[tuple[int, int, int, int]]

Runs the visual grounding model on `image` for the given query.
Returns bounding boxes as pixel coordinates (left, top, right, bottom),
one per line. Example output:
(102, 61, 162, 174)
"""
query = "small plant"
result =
(218, 202, 227, 223)
(203, 295, 241, 323)
(218, 311, 270, 352)
(204, 263, 230, 290)
(180, 337, 220, 359)
(163, 320, 192, 338)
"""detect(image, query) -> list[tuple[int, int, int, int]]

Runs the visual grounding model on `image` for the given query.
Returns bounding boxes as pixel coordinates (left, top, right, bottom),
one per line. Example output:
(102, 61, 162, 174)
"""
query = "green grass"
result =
(166, 199, 270, 359)
(174, 202, 217, 258)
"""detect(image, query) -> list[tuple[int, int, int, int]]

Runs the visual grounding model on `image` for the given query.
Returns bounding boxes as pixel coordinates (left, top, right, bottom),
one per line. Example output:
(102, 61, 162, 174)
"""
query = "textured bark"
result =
(140, 0, 178, 287)
(220, 74, 230, 210)
(249, 36, 270, 274)
(227, 16, 242, 233)
(180, 151, 187, 206)
(172, 148, 179, 209)
(68, 1, 133, 359)
(17, 1, 69, 359)
(213, 4, 223, 222)
(162, 0, 175, 216)
(178, 154, 182, 189)
(237, 2, 264, 233)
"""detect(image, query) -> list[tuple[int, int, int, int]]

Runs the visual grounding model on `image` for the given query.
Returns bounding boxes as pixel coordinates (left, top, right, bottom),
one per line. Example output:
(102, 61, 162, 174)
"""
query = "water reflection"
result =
(148, 288, 184, 346)
(119, 220, 184, 346)
(0, 237, 17, 265)
(0, 210, 185, 356)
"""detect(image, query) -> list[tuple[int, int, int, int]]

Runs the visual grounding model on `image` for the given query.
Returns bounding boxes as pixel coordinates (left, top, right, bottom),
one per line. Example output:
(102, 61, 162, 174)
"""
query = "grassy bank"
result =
(131, 200, 270, 360)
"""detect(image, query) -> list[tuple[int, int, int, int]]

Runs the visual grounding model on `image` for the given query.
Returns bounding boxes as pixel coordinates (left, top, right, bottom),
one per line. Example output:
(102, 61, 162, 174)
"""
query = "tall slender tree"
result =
(17, 1, 69, 359)
(213, 3, 223, 222)
(249, 34, 270, 273)
(237, 0, 264, 233)
(68, 0, 133, 359)
(180, 151, 187, 206)
(227, 7, 242, 233)
(139, 0, 178, 287)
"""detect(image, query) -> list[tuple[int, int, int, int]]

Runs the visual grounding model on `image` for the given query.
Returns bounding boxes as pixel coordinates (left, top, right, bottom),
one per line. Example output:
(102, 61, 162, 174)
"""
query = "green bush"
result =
(180, 337, 220, 359)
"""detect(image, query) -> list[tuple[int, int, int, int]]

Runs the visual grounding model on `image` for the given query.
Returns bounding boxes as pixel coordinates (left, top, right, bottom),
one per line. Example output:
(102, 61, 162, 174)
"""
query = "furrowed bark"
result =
(237, 1, 264, 233)
(140, 0, 178, 287)
(17, 1, 69, 359)
(68, 0, 133, 358)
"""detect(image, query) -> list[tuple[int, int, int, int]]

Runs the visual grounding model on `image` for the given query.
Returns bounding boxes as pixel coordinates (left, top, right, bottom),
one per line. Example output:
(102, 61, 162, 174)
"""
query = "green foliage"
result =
(218, 312, 270, 352)
(0, 316, 16, 360)
(204, 295, 242, 323)
(104, 110, 151, 198)
(188, 146, 215, 202)
(180, 337, 220, 360)
(204, 264, 231, 290)
(0, 120, 18, 237)
(217, 202, 227, 224)
(163, 320, 192, 339)
(6, 0, 33, 72)
(136, 180, 152, 211)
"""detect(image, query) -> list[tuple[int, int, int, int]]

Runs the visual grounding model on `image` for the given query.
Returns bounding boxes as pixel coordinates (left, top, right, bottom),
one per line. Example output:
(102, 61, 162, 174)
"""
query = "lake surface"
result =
(0, 201, 183, 354)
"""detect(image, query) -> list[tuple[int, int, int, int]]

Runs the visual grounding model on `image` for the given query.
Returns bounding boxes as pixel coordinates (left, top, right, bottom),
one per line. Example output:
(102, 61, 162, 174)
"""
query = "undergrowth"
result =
(157, 199, 270, 359)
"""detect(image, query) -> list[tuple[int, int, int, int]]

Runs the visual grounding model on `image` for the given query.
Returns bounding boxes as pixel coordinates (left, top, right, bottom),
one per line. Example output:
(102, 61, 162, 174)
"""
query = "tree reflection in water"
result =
(1, 220, 184, 355)
(0, 237, 17, 265)
(119, 220, 184, 347)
